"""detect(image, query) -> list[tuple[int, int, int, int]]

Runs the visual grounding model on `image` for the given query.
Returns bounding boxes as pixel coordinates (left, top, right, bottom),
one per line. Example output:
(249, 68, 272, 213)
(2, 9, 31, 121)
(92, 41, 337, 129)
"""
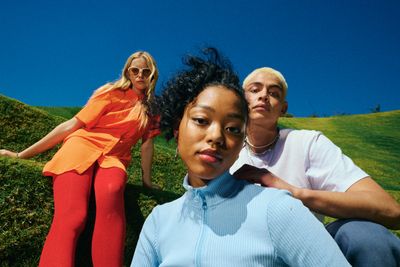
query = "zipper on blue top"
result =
(194, 191, 208, 267)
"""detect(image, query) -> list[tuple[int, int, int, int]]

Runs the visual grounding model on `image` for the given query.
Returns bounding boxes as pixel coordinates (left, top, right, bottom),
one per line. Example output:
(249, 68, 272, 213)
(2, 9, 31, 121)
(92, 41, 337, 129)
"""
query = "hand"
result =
(233, 164, 299, 195)
(142, 182, 161, 190)
(0, 149, 18, 158)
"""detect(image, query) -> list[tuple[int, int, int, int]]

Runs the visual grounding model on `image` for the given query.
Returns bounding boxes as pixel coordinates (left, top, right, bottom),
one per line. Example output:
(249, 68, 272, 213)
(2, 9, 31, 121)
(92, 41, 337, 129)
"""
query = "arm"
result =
(268, 190, 351, 266)
(295, 176, 400, 229)
(131, 211, 159, 267)
(235, 165, 400, 229)
(140, 137, 157, 189)
(300, 132, 400, 229)
(0, 118, 83, 159)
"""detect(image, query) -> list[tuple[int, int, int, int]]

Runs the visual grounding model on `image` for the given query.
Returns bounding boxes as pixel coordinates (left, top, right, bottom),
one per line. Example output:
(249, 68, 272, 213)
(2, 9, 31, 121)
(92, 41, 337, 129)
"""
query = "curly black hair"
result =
(159, 47, 248, 140)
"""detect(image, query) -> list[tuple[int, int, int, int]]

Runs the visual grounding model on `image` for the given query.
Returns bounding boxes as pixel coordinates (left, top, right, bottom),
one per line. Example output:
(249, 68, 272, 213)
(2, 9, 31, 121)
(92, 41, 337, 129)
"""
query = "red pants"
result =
(39, 165, 127, 267)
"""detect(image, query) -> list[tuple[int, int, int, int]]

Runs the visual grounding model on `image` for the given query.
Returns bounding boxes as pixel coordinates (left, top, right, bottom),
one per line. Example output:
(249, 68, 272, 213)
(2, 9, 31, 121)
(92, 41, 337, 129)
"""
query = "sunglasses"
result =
(128, 67, 152, 78)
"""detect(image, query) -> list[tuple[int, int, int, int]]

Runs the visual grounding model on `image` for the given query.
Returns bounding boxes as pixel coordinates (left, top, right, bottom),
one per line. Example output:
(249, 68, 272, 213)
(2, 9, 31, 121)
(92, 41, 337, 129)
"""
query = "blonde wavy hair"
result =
(89, 51, 159, 129)
(243, 67, 288, 100)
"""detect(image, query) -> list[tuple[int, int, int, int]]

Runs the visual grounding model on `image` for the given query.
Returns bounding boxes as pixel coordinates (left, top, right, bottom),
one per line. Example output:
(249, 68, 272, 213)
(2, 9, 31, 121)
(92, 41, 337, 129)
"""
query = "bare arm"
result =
(295, 176, 400, 229)
(140, 138, 157, 189)
(234, 164, 400, 229)
(0, 117, 84, 159)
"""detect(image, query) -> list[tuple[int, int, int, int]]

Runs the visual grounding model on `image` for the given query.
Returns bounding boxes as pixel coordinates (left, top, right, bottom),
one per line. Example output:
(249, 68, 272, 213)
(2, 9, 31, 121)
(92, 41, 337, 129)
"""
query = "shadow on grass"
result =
(74, 183, 181, 267)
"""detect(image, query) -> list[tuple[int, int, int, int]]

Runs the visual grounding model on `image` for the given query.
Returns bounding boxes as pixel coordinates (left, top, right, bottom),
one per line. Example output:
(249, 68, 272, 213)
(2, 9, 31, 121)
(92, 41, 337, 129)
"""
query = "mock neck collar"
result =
(183, 171, 245, 207)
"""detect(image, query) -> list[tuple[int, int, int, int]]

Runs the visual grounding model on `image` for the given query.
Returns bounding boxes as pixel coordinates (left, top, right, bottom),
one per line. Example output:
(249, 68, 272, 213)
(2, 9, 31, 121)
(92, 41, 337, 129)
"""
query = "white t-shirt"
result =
(230, 129, 368, 221)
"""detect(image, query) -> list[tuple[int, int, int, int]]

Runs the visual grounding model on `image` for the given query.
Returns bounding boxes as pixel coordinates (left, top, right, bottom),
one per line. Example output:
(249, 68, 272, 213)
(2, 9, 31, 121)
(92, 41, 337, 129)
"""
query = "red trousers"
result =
(39, 164, 127, 267)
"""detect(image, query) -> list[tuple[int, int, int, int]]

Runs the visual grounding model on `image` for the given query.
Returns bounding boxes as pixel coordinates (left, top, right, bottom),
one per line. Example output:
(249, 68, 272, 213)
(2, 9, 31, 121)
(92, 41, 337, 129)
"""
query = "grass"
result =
(1, 94, 399, 266)
(36, 106, 82, 120)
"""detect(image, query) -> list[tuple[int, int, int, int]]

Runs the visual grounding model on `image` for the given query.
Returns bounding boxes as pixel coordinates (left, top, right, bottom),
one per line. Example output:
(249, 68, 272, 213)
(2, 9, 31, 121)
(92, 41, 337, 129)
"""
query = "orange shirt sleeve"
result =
(75, 93, 111, 129)
(142, 114, 161, 141)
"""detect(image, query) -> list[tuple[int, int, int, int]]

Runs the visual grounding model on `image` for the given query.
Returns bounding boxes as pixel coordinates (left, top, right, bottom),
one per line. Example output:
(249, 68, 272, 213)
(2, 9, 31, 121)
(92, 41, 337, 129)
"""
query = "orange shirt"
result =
(43, 88, 160, 177)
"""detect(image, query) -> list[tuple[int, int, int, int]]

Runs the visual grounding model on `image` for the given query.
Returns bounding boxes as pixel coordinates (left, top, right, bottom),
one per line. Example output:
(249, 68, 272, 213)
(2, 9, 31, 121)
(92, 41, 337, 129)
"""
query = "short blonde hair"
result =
(243, 67, 288, 100)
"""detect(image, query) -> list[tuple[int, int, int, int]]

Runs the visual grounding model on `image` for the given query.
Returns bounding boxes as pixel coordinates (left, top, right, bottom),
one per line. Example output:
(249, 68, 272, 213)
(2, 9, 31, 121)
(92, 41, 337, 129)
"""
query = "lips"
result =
(197, 149, 223, 163)
(253, 104, 269, 111)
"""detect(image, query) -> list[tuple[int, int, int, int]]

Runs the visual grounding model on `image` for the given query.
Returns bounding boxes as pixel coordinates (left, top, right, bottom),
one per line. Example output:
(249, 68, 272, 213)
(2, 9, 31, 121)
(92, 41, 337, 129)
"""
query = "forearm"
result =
(295, 187, 400, 229)
(19, 118, 82, 159)
(140, 139, 154, 185)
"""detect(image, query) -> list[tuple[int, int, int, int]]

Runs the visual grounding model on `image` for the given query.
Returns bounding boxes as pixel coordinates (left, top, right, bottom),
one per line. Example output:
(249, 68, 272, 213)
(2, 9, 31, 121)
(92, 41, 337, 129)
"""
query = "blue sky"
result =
(1, 0, 399, 117)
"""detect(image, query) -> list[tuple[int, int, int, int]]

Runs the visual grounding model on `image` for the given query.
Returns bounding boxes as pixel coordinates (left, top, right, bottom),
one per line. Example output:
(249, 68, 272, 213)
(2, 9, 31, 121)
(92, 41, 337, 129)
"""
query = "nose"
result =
(258, 88, 269, 102)
(206, 123, 225, 147)
(137, 69, 144, 78)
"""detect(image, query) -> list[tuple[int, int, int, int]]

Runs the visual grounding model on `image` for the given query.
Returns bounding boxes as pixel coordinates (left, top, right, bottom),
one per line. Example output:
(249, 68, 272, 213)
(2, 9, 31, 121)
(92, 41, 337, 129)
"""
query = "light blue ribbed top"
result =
(131, 172, 350, 267)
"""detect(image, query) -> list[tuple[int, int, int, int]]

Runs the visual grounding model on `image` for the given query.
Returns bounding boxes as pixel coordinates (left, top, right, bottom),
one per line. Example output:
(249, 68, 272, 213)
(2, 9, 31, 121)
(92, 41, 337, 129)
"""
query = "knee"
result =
(95, 181, 125, 199)
(334, 220, 394, 247)
(96, 179, 126, 199)
(332, 220, 400, 265)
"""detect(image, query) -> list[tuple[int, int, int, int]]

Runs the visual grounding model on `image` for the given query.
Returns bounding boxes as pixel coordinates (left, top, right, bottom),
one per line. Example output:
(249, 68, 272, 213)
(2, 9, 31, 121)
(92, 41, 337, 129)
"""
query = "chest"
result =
(156, 201, 280, 267)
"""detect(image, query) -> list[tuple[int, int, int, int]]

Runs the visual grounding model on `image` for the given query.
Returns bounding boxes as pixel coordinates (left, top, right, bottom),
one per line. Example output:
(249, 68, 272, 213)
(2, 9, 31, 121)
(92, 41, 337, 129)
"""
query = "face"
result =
(178, 86, 246, 187)
(128, 57, 151, 94)
(244, 72, 288, 125)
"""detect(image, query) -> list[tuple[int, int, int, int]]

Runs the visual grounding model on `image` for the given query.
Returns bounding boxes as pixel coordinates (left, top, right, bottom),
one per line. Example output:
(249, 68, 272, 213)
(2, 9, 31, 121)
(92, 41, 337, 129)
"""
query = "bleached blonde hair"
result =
(89, 51, 158, 129)
(243, 67, 288, 100)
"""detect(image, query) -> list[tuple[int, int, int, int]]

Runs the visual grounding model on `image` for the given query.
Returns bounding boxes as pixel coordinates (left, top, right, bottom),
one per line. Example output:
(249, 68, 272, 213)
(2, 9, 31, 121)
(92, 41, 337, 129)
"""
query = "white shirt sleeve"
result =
(306, 132, 368, 192)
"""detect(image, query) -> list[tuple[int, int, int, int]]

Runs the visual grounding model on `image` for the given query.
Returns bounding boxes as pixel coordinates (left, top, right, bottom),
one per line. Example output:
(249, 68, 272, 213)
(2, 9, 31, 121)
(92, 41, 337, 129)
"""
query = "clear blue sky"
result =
(1, 0, 399, 117)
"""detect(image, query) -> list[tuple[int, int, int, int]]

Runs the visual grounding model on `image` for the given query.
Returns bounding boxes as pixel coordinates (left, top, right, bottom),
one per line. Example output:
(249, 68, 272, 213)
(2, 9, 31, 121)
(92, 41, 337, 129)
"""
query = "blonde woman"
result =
(0, 51, 161, 266)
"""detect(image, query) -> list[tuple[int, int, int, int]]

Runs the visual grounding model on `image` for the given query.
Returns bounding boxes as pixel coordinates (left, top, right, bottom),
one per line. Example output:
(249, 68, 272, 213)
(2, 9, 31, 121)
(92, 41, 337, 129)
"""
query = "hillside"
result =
(36, 106, 82, 120)
(1, 94, 399, 266)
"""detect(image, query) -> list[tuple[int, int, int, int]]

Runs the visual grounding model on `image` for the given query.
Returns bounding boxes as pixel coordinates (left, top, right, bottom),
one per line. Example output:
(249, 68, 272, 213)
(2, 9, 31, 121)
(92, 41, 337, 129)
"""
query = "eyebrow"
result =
(193, 104, 245, 120)
(247, 82, 283, 90)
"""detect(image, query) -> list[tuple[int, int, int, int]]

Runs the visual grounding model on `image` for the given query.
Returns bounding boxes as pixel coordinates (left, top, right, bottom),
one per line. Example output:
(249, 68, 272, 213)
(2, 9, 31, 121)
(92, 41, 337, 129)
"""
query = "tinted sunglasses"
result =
(128, 67, 152, 78)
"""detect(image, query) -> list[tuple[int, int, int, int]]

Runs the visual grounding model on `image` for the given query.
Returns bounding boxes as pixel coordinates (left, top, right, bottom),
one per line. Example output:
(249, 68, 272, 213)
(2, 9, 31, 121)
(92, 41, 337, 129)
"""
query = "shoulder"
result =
(283, 128, 322, 141)
(260, 187, 293, 204)
(247, 185, 304, 213)
(281, 129, 327, 151)
(243, 185, 309, 224)
(244, 184, 294, 208)
(89, 85, 126, 103)
(257, 187, 312, 223)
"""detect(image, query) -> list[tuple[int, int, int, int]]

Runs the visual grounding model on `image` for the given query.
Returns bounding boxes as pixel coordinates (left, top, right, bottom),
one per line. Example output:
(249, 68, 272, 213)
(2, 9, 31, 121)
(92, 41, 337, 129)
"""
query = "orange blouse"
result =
(43, 88, 160, 177)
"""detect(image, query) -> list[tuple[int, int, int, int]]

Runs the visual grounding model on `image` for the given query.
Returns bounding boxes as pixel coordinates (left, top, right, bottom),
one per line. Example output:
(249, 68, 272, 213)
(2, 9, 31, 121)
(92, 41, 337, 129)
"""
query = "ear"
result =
(173, 119, 182, 142)
(280, 101, 288, 116)
(173, 129, 179, 140)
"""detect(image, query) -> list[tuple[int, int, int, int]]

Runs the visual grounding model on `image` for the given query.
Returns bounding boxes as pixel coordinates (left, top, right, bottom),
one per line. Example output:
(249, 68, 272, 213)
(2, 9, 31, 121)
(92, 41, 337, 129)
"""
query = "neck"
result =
(246, 120, 279, 153)
(188, 174, 210, 188)
(131, 87, 146, 98)
(188, 175, 209, 188)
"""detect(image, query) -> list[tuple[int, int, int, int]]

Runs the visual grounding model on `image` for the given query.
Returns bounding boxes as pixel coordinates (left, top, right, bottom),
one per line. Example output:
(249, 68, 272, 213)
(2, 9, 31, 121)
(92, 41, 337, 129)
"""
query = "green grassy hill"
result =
(36, 106, 82, 120)
(1, 94, 399, 266)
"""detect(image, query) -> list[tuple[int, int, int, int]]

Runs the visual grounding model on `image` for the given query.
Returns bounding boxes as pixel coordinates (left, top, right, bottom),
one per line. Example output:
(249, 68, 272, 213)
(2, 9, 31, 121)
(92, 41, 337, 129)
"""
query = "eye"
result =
(192, 117, 208, 125)
(268, 91, 281, 99)
(142, 68, 152, 78)
(249, 87, 260, 93)
(226, 125, 243, 135)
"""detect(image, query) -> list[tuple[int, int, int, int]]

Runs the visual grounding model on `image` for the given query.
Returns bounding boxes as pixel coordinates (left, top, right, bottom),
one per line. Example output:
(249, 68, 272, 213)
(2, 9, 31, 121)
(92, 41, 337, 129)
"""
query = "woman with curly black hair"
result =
(130, 48, 350, 266)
